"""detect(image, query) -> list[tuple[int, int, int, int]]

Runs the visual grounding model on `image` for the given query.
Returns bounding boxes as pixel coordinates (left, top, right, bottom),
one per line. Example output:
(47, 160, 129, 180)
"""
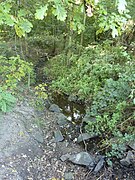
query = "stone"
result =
(60, 154, 70, 162)
(120, 158, 131, 167)
(120, 151, 134, 167)
(0, 103, 44, 178)
(128, 142, 135, 150)
(64, 172, 74, 180)
(49, 104, 61, 113)
(93, 156, 105, 173)
(69, 152, 95, 167)
(54, 130, 64, 142)
(126, 151, 134, 161)
(57, 113, 68, 126)
(77, 133, 91, 143)
(32, 130, 44, 143)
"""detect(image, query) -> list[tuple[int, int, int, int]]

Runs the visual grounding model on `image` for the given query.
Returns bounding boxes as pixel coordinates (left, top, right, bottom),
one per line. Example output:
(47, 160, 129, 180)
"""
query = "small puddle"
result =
(52, 94, 86, 140)
(52, 93, 86, 124)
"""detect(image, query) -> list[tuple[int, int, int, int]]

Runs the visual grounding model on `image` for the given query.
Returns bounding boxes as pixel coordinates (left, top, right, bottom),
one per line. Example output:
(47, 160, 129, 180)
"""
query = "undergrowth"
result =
(45, 40, 135, 161)
(0, 55, 34, 91)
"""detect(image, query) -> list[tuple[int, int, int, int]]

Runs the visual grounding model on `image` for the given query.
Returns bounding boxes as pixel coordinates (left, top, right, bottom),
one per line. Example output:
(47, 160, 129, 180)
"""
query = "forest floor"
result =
(0, 95, 135, 180)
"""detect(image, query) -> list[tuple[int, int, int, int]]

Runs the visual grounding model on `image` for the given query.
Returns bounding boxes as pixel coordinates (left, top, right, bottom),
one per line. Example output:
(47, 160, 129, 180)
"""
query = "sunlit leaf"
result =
(86, 5, 93, 17)
(111, 26, 118, 38)
(117, 0, 127, 14)
(96, 28, 103, 35)
(18, 9, 27, 17)
(4, 14, 14, 26)
(19, 19, 33, 33)
(35, 5, 48, 20)
(2, 3, 11, 13)
(15, 24, 25, 37)
(75, 0, 81, 4)
(52, 4, 67, 21)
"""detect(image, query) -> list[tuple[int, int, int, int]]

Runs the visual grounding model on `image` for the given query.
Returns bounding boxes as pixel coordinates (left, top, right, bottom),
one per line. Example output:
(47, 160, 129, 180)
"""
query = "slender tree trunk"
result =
(67, 4, 74, 66)
(80, 3, 86, 55)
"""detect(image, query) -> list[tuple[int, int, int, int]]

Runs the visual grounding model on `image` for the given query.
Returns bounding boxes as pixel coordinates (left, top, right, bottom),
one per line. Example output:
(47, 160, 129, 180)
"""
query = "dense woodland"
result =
(0, 0, 135, 167)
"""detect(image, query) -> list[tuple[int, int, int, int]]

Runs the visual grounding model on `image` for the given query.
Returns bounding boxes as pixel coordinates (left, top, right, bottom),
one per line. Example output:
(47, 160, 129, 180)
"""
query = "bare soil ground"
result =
(0, 99, 134, 180)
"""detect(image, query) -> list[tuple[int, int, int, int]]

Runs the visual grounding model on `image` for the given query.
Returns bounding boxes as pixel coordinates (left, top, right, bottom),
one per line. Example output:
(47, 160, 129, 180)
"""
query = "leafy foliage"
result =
(0, 87, 16, 112)
(33, 83, 48, 111)
(35, 83, 48, 100)
(0, 56, 34, 91)
(46, 41, 135, 159)
(35, 5, 48, 20)
(95, 0, 130, 38)
(47, 42, 134, 99)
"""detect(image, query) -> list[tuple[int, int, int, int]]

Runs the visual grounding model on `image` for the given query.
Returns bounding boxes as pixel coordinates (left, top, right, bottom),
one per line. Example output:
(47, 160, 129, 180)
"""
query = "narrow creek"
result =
(35, 58, 99, 151)
(52, 93, 86, 140)
(34, 57, 86, 124)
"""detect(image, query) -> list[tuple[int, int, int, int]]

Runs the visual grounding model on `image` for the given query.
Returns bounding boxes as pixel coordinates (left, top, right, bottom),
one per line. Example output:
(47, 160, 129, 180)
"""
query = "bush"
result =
(46, 41, 134, 100)
(0, 55, 34, 91)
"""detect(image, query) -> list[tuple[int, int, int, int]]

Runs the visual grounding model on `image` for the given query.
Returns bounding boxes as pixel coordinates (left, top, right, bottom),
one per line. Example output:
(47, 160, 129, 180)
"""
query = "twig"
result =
(85, 169, 93, 180)
(96, 173, 105, 180)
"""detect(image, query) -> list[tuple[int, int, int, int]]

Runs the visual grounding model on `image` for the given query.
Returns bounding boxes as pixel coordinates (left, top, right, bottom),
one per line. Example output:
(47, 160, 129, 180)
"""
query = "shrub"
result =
(33, 83, 48, 111)
(46, 41, 134, 100)
(0, 55, 34, 91)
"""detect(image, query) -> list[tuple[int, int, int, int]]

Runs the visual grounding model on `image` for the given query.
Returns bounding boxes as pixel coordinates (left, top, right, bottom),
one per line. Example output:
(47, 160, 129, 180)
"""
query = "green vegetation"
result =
(0, 87, 16, 112)
(46, 41, 135, 160)
(0, 56, 34, 91)
(34, 83, 48, 110)
(0, 0, 134, 163)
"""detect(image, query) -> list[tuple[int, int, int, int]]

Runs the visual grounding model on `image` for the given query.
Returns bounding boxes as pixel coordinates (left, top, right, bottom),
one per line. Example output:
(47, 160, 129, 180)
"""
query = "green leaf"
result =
(1, 100, 7, 112)
(96, 28, 103, 35)
(19, 19, 33, 33)
(2, 3, 11, 13)
(18, 9, 27, 17)
(52, 4, 67, 21)
(117, 0, 127, 14)
(15, 19, 33, 37)
(15, 24, 25, 38)
(35, 5, 48, 20)
(4, 14, 15, 26)
(0, 13, 4, 25)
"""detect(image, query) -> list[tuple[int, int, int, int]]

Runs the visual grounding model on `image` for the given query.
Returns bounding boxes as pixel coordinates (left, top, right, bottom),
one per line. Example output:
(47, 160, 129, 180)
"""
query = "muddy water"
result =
(52, 94, 85, 123)
(52, 94, 102, 151)
(52, 94, 86, 141)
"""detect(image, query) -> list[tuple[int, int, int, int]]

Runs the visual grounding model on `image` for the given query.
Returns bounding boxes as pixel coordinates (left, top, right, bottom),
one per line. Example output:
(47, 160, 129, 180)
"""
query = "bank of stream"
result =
(31, 54, 135, 179)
